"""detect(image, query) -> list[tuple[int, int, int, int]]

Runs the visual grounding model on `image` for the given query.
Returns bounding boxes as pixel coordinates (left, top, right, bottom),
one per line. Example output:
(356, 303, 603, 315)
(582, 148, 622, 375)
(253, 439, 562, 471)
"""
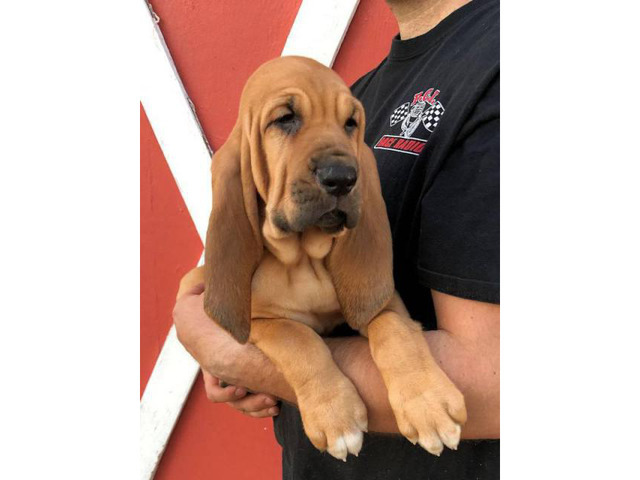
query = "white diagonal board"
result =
(282, 0, 360, 66)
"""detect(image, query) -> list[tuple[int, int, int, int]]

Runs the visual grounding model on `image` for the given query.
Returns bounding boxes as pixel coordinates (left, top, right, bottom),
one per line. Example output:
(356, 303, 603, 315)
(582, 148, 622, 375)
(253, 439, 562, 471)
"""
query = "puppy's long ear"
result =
(327, 145, 394, 331)
(203, 126, 262, 344)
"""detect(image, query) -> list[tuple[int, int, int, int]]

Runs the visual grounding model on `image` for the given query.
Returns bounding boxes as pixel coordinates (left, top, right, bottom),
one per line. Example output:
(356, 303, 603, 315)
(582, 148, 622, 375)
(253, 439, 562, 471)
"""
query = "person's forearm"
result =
(229, 341, 298, 403)
(228, 331, 498, 439)
(325, 332, 499, 439)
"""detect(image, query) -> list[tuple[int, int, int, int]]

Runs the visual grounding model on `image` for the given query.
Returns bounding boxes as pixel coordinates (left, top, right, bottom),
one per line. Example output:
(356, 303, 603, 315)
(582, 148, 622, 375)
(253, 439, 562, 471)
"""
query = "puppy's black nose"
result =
(315, 165, 357, 196)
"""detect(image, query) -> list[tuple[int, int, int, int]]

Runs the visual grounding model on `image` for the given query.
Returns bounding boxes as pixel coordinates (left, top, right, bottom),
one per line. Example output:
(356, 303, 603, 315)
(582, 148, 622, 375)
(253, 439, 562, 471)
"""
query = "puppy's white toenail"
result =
(328, 436, 348, 461)
(440, 424, 461, 450)
(343, 431, 364, 456)
(419, 436, 444, 457)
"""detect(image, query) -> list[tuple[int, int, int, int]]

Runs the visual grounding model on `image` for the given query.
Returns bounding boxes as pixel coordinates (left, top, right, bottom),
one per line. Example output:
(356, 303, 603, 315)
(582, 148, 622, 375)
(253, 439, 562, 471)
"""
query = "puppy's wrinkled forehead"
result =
(239, 56, 356, 120)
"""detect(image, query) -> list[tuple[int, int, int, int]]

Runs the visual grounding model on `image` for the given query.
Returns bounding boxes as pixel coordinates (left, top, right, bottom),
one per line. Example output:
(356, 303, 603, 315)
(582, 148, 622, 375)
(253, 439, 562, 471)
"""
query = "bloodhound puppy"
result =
(178, 56, 466, 461)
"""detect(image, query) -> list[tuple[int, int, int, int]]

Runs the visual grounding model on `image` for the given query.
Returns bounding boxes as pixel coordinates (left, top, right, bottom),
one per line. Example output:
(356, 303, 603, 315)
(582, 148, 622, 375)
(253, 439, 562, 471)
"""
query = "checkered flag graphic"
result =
(390, 102, 410, 127)
(422, 101, 445, 132)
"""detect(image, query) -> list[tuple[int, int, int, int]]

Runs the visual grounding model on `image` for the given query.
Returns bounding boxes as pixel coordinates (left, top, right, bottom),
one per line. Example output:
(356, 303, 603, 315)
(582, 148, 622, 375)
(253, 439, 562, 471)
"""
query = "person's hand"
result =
(173, 282, 283, 417)
(173, 282, 248, 384)
(202, 370, 280, 418)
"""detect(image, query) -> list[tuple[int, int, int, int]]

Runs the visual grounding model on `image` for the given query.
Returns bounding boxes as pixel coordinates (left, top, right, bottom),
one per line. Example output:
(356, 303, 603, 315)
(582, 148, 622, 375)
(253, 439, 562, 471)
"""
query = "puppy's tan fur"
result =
(178, 57, 466, 460)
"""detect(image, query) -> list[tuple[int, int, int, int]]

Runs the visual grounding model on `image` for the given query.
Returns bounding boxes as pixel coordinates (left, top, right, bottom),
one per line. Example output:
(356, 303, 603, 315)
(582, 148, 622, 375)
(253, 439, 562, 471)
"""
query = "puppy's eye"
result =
(271, 110, 301, 134)
(276, 112, 296, 124)
(345, 117, 358, 133)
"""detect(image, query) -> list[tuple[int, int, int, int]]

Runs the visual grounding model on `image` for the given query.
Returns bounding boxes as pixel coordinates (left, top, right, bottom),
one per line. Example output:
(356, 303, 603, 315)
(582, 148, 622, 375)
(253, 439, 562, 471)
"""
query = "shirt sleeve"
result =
(416, 76, 500, 304)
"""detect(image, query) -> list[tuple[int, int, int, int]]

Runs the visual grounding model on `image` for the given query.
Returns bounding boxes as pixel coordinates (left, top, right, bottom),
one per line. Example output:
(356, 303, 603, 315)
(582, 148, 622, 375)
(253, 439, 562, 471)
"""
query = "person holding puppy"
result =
(174, 0, 499, 478)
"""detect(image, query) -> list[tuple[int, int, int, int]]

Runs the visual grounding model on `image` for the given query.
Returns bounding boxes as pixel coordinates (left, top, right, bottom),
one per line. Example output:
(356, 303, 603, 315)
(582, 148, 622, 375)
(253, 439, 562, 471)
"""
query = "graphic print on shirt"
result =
(374, 87, 445, 156)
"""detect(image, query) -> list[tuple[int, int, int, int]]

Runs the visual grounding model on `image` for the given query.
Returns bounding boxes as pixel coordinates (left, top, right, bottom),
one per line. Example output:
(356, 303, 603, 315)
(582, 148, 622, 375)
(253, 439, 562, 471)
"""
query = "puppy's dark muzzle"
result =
(315, 164, 357, 196)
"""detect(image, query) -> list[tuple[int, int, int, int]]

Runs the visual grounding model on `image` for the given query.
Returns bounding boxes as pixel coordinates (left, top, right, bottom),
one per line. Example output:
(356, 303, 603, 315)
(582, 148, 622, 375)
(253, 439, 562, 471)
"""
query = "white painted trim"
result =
(140, 321, 200, 480)
(282, 0, 360, 66)
(139, 1, 212, 244)
(139, 0, 206, 477)
(140, 0, 360, 478)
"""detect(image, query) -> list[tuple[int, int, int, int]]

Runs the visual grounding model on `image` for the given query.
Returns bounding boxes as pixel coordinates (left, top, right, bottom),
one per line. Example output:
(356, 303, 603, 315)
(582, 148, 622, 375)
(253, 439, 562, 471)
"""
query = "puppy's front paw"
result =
(388, 367, 467, 456)
(297, 375, 368, 461)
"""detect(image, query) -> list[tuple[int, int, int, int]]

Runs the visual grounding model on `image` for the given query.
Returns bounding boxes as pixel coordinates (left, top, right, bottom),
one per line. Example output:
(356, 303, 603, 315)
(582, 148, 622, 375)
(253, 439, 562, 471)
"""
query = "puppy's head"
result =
(239, 56, 366, 238)
(204, 57, 394, 343)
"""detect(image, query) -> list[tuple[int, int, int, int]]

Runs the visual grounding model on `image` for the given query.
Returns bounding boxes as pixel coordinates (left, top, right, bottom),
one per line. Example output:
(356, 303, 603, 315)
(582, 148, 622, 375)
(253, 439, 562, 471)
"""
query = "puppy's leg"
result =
(250, 318, 368, 461)
(176, 265, 205, 299)
(362, 295, 467, 456)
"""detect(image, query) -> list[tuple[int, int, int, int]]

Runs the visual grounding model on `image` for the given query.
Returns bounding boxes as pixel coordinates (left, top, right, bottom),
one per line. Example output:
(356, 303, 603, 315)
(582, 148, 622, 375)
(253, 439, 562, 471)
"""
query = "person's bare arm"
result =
(174, 286, 499, 438)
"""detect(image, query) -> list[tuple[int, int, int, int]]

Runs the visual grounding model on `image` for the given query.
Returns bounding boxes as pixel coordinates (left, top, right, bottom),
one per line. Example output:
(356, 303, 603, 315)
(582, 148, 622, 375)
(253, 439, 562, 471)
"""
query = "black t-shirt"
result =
(274, 0, 500, 478)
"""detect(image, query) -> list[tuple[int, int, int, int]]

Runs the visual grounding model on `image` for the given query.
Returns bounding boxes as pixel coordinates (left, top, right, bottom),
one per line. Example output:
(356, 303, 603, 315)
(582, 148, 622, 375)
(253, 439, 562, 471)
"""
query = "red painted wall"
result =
(141, 1, 397, 478)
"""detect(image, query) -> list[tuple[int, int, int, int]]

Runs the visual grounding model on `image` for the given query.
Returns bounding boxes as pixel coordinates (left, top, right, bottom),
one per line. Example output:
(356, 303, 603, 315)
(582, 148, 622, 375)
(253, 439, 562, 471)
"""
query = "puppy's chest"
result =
(251, 231, 343, 334)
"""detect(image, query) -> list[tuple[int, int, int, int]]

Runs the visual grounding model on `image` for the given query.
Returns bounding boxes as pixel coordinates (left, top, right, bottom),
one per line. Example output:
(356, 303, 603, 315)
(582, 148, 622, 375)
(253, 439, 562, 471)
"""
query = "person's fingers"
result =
(201, 371, 278, 417)
(202, 369, 219, 389)
(227, 393, 278, 413)
(236, 406, 280, 418)
(202, 370, 247, 403)
(205, 382, 246, 403)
